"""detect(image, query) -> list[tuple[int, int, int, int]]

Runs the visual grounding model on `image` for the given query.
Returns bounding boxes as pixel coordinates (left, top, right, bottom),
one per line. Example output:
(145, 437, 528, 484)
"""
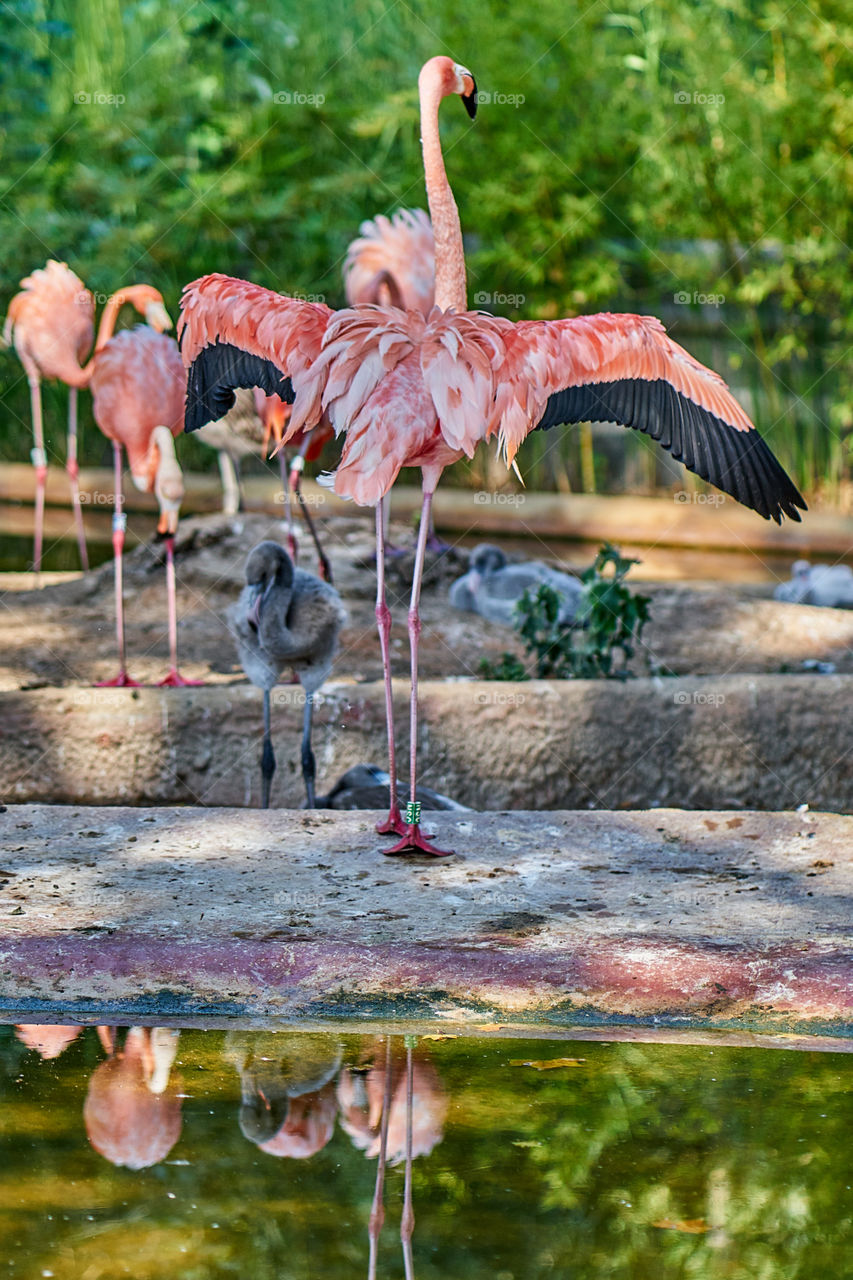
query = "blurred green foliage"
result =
(1, 0, 852, 499)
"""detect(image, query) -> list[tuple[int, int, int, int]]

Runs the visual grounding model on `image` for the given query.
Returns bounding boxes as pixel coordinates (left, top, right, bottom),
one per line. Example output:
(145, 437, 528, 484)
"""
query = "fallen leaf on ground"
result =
(509, 1057, 587, 1070)
(652, 1218, 712, 1234)
(421, 1034, 458, 1041)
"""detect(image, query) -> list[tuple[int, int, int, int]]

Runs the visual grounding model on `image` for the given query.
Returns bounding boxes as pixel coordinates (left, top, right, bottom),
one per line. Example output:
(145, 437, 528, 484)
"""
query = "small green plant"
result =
(478, 544, 651, 681)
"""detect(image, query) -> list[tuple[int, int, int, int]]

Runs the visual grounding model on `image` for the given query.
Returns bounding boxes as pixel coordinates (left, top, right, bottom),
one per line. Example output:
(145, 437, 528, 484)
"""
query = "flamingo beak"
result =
(247, 579, 273, 631)
(145, 299, 173, 332)
(461, 73, 478, 118)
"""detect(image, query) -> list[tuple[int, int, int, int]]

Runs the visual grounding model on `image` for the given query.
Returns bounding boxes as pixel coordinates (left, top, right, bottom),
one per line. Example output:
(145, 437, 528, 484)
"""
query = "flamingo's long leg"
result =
(157, 535, 203, 687)
(65, 387, 89, 571)
(28, 376, 47, 579)
(301, 691, 316, 807)
(260, 687, 276, 809)
(400, 1038, 415, 1280)
(97, 443, 140, 687)
(218, 450, 240, 516)
(374, 498, 406, 837)
(279, 449, 298, 563)
(367, 1037, 393, 1280)
(290, 448, 333, 583)
(384, 490, 453, 857)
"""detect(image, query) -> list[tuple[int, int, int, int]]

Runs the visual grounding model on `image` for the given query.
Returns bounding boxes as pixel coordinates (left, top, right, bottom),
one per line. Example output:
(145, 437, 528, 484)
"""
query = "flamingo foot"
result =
(157, 669, 204, 687)
(317, 553, 333, 584)
(382, 823, 454, 858)
(96, 671, 142, 688)
(375, 806, 407, 836)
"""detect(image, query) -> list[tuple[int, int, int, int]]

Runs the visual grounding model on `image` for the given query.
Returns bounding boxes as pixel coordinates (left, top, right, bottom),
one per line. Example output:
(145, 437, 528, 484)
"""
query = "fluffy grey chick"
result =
(231, 540, 347, 807)
(774, 560, 853, 608)
(449, 544, 582, 627)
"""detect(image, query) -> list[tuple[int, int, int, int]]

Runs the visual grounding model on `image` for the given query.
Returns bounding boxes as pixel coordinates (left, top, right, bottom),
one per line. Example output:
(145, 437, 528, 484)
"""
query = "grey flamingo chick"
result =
(230, 541, 346, 808)
(774, 560, 853, 608)
(450, 544, 582, 627)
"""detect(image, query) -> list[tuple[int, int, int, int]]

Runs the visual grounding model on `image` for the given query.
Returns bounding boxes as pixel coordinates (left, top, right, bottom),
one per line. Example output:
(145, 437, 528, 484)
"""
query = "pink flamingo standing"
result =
(90, 321, 199, 687)
(4, 261, 93, 575)
(180, 55, 805, 857)
(4, 266, 173, 577)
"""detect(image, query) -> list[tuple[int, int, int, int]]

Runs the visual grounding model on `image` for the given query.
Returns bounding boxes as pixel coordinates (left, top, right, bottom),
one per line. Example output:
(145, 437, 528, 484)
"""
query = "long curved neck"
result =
(70, 293, 131, 387)
(420, 78, 466, 312)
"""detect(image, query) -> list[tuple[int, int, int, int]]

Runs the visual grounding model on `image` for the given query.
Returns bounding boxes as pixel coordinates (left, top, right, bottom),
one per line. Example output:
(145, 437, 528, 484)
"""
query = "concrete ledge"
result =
(2, 676, 851, 811)
(0, 806, 851, 1040)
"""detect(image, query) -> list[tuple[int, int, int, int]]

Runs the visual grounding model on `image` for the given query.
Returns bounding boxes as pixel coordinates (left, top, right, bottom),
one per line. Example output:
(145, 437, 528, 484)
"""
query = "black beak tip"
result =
(463, 76, 478, 119)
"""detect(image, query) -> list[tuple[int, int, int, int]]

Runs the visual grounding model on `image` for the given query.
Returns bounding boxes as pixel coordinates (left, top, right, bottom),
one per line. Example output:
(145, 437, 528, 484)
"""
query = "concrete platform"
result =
(0, 806, 851, 1047)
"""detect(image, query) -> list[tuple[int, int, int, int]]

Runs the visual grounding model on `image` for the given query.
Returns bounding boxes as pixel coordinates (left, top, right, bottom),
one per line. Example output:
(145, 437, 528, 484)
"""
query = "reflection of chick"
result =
(84, 1027, 182, 1170)
(15, 1024, 81, 1060)
(224, 1032, 343, 1158)
(337, 1047, 447, 1165)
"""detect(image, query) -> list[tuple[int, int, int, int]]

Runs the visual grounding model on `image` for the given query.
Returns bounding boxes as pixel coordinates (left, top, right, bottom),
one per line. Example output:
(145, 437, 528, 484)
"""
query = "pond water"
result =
(1, 1026, 851, 1279)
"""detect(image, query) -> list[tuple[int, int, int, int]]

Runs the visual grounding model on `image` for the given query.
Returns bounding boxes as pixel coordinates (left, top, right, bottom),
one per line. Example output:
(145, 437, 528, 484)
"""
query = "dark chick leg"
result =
(28, 376, 47, 579)
(385, 491, 453, 857)
(374, 499, 406, 837)
(368, 1037, 393, 1280)
(301, 691, 316, 808)
(66, 387, 89, 571)
(261, 688, 276, 809)
(158, 535, 203, 687)
(400, 1038, 415, 1280)
(97, 444, 141, 687)
(291, 443, 333, 583)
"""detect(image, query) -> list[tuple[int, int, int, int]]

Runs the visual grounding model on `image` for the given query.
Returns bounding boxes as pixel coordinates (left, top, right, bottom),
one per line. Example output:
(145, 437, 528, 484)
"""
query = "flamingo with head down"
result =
(179, 54, 805, 858)
(90, 315, 200, 687)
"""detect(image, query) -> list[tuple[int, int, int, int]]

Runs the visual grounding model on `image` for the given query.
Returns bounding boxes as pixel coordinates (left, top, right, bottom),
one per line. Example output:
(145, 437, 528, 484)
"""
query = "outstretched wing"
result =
(178, 274, 334, 435)
(493, 312, 805, 523)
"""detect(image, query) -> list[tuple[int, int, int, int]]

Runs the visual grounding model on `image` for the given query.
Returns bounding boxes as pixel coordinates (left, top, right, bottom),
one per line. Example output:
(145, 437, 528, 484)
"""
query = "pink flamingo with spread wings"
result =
(179, 55, 805, 857)
(90, 320, 199, 687)
(3, 267, 173, 577)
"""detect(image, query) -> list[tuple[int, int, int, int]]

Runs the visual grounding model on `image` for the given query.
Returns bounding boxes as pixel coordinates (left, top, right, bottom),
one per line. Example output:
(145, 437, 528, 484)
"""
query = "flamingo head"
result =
(419, 56, 478, 119)
(112, 284, 173, 332)
(244, 540, 293, 628)
(151, 426, 184, 535)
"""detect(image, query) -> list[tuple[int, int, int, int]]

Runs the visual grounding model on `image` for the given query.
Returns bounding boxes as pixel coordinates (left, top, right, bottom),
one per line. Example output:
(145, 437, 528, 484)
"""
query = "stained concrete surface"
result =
(0, 806, 850, 1039)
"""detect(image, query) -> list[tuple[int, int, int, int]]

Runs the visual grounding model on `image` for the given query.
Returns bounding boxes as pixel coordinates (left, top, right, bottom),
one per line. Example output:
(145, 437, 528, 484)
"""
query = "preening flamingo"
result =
(90, 322, 198, 687)
(230, 541, 346, 807)
(180, 55, 805, 857)
(3, 268, 173, 577)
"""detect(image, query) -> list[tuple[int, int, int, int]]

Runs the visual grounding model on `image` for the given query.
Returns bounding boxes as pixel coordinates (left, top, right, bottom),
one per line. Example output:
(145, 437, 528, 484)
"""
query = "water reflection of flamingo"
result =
(224, 1032, 343, 1157)
(338, 1037, 448, 1279)
(14, 1024, 82, 1059)
(83, 1026, 182, 1170)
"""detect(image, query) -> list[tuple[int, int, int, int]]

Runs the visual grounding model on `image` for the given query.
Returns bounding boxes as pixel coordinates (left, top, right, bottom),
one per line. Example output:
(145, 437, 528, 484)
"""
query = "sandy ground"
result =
(0, 511, 852, 690)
